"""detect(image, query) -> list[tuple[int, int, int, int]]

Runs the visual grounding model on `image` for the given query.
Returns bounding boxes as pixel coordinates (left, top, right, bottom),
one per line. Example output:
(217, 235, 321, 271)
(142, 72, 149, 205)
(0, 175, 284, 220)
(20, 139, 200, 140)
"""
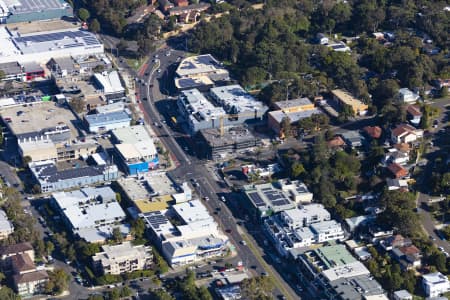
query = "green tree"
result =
(89, 19, 101, 33)
(120, 286, 132, 298)
(290, 162, 305, 179)
(78, 8, 90, 22)
(46, 269, 70, 295)
(45, 240, 54, 256)
(153, 248, 169, 274)
(280, 117, 292, 138)
(240, 276, 274, 300)
(112, 227, 123, 243)
(149, 288, 174, 300)
(22, 156, 32, 168)
(0, 286, 21, 300)
(131, 218, 146, 239)
(440, 87, 449, 98)
(0, 70, 5, 81)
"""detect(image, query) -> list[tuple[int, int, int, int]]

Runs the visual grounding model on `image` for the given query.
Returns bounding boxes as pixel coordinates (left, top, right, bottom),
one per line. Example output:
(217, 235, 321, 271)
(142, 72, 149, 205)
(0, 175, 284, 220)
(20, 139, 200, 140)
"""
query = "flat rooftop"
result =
(309, 245, 356, 270)
(274, 98, 313, 110)
(179, 89, 225, 122)
(199, 126, 259, 147)
(8, 19, 78, 34)
(245, 183, 296, 212)
(0, 101, 79, 139)
(331, 89, 367, 107)
(13, 28, 102, 55)
(2, 0, 69, 15)
(269, 108, 322, 123)
(175, 54, 229, 78)
(118, 172, 177, 202)
(210, 85, 267, 114)
(134, 194, 173, 213)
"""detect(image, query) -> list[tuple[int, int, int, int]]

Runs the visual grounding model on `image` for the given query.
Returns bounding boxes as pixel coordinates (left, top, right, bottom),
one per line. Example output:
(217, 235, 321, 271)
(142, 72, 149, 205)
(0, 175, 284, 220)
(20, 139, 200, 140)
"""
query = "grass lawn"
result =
(126, 57, 146, 71)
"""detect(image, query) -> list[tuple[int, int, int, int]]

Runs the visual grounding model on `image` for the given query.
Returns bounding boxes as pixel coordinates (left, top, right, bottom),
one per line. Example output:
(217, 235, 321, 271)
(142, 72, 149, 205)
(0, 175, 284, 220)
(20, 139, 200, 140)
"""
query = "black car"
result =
(142, 97, 148, 101)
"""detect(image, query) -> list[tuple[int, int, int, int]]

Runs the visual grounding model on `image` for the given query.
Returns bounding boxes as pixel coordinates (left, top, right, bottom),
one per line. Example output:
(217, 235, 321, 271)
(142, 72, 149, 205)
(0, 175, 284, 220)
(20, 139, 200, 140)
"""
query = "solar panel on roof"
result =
(248, 192, 265, 207)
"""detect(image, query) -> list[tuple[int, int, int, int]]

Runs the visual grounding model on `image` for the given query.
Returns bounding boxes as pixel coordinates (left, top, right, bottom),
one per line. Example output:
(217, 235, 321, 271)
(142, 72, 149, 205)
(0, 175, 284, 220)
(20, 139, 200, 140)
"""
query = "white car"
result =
(220, 196, 226, 202)
(240, 240, 247, 246)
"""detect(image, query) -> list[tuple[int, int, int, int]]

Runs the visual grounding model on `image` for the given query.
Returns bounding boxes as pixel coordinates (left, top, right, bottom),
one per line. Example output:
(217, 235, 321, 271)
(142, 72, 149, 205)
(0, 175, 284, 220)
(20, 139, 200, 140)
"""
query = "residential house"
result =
(387, 163, 409, 179)
(158, 0, 174, 12)
(316, 33, 329, 45)
(340, 130, 364, 148)
(380, 234, 411, 251)
(363, 126, 382, 140)
(386, 178, 409, 191)
(393, 290, 413, 300)
(0, 209, 14, 240)
(392, 245, 422, 270)
(382, 149, 409, 166)
(407, 105, 422, 126)
(92, 242, 153, 275)
(422, 272, 450, 298)
(327, 135, 346, 150)
(173, 0, 188, 6)
(390, 124, 423, 144)
(397, 88, 420, 104)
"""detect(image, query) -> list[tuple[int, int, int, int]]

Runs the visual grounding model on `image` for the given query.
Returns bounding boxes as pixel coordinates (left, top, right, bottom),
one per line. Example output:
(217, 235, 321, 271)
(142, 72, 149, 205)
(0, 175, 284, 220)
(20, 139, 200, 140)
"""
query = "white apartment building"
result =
(141, 200, 229, 266)
(92, 242, 153, 275)
(422, 272, 450, 298)
(278, 179, 313, 203)
(264, 205, 343, 257)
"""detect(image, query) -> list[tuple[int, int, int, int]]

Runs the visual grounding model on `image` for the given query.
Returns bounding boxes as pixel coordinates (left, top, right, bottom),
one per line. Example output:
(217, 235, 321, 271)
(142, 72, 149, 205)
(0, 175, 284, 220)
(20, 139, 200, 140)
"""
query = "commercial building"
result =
(0, 27, 103, 64)
(331, 89, 368, 116)
(263, 205, 344, 257)
(0, 61, 24, 81)
(141, 200, 228, 266)
(243, 183, 296, 218)
(268, 98, 322, 134)
(195, 126, 261, 160)
(0, 209, 14, 240)
(84, 109, 131, 133)
(93, 71, 126, 102)
(277, 179, 313, 204)
(92, 242, 153, 275)
(177, 88, 226, 134)
(0, 0, 72, 24)
(210, 84, 268, 116)
(296, 245, 386, 299)
(177, 85, 267, 135)
(422, 272, 450, 298)
(52, 186, 128, 243)
(174, 54, 229, 91)
(29, 160, 119, 193)
(0, 101, 98, 163)
(111, 125, 159, 174)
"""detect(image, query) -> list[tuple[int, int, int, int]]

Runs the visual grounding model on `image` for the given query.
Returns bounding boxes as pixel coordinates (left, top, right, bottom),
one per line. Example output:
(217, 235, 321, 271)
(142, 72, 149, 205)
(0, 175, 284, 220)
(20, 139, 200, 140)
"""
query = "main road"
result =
(136, 47, 300, 299)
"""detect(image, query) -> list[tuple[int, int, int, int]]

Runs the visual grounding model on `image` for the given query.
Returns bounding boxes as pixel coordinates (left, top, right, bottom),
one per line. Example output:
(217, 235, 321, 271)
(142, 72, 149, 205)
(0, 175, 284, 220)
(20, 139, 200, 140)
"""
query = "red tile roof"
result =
(387, 163, 408, 178)
(363, 126, 382, 139)
(391, 124, 417, 137)
(11, 254, 35, 273)
(407, 105, 422, 117)
(399, 245, 421, 256)
(327, 136, 345, 147)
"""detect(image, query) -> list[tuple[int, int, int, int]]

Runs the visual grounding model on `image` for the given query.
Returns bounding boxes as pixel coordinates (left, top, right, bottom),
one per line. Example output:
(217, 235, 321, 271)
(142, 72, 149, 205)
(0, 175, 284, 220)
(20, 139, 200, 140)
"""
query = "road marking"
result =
(240, 233, 295, 300)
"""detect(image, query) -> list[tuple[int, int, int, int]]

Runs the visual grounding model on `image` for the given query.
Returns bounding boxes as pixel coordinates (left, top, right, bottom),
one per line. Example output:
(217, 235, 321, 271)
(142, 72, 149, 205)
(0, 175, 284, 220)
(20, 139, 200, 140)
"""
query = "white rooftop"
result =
(52, 186, 126, 230)
(94, 71, 125, 94)
(173, 199, 213, 224)
(112, 125, 157, 161)
(0, 209, 13, 233)
(283, 204, 330, 226)
(176, 54, 228, 77)
(94, 241, 150, 261)
(180, 89, 226, 122)
(310, 220, 342, 234)
(96, 102, 125, 114)
(210, 84, 266, 114)
(423, 272, 449, 285)
(322, 261, 370, 282)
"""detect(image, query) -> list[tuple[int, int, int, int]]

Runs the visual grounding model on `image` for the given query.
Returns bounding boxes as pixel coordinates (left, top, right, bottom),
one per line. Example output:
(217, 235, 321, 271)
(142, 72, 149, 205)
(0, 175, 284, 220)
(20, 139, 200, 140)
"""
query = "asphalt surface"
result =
(416, 102, 450, 251)
(136, 46, 301, 299)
